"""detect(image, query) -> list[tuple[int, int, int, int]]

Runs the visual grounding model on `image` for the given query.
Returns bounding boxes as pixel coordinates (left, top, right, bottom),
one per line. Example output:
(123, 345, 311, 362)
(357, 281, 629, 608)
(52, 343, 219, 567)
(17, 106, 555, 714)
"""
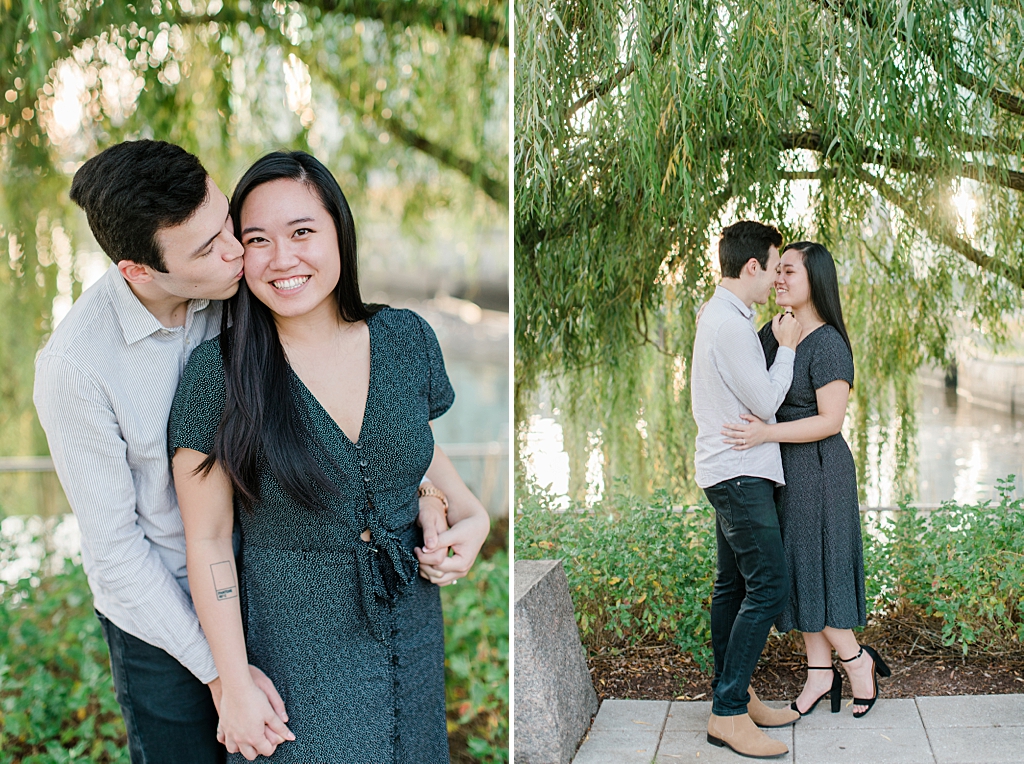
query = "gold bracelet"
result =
(418, 484, 449, 516)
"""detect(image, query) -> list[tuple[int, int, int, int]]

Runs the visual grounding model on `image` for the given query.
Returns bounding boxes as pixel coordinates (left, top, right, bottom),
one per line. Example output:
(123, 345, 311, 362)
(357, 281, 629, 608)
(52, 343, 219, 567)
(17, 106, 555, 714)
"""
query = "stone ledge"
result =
(514, 559, 598, 764)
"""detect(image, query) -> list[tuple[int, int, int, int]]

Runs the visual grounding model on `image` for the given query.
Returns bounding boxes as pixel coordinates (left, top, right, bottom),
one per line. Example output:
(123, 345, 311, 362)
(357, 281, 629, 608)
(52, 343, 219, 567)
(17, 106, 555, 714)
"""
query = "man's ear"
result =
(744, 257, 760, 277)
(118, 259, 155, 285)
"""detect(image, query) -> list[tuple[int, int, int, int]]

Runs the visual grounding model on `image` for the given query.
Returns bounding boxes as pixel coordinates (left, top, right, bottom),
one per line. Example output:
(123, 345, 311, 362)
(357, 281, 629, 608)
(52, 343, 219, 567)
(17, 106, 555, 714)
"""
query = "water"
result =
(521, 375, 1024, 508)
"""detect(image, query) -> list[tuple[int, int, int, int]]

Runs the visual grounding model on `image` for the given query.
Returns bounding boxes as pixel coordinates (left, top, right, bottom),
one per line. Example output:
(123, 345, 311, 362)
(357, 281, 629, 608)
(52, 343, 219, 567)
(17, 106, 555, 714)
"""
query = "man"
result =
(690, 220, 802, 759)
(33, 141, 448, 763)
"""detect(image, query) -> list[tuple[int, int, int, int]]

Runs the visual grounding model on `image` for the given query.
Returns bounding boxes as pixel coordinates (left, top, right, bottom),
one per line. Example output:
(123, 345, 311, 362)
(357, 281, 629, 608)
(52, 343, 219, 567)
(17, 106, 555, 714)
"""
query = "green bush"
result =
(515, 484, 716, 668)
(515, 480, 1024, 662)
(0, 558, 128, 764)
(0, 524, 509, 764)
(442, 549, 509, 764)
(866, 477, 1024, 653)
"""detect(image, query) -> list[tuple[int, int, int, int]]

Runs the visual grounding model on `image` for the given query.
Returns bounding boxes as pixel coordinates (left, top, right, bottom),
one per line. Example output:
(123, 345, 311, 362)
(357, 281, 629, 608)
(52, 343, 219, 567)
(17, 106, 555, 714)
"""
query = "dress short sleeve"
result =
(168, 338, 227, 457)
(809, 326, 855, 390)
(411, 312, 455, 420)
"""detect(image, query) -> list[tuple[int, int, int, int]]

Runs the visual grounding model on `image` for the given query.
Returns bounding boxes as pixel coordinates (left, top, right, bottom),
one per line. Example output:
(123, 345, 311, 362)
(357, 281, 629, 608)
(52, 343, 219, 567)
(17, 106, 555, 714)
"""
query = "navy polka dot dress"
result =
(759, 322, 867, 634)
(168, 307, 454, 764)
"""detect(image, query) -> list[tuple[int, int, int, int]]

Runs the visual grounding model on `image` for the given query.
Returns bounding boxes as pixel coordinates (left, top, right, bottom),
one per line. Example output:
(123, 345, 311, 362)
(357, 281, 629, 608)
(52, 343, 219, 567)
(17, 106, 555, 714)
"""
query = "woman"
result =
(168, 151, 490, 762)
(721, 242, 889, 718)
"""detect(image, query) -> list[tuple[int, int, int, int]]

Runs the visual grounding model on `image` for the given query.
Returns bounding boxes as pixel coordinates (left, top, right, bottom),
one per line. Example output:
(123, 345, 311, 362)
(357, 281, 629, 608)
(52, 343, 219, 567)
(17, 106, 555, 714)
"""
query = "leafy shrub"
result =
(865, 477, 1024, 653)
(1, 522, 509, 764)
(516, 480, 1024, 662)
(515, 484, 716, 668)
(0, 558, 128, 764)
(443, 548, 509, 764)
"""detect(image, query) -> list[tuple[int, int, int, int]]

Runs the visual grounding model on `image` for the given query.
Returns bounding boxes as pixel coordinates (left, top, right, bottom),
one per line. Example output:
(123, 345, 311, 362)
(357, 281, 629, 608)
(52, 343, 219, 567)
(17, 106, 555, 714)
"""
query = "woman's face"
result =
(774, 248, 811, 310)
(239, 178, 341, 321)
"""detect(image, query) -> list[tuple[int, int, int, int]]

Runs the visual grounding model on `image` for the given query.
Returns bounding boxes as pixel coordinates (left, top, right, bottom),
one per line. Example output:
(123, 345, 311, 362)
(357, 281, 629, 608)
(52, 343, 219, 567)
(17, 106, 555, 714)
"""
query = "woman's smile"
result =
(271, 275, 311, 291)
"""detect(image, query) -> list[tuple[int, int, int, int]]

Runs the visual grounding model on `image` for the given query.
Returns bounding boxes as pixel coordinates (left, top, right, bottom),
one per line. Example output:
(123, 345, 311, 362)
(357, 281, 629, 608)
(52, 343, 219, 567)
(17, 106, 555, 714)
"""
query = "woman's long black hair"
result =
(201, 151, 381, 511)
(783, 241, 852, 356)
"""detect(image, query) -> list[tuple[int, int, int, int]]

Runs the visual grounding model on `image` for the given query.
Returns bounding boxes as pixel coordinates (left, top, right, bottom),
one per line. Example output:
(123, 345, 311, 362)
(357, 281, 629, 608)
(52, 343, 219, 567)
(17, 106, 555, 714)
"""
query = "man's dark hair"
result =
(69, 140, 209, 272)
(718, 220, 783, 278)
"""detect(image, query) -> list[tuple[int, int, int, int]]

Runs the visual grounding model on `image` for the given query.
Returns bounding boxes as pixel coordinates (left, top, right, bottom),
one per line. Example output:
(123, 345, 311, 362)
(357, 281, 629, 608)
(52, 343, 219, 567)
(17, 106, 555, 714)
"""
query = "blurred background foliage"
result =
(514, 0, 1024, 501)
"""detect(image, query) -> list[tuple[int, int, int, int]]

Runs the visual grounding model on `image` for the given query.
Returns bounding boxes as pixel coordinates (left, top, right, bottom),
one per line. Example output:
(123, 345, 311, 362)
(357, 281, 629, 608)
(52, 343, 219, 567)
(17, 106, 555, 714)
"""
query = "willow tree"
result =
(0, 0, 508, 459)
(515, 0, 1024, 502)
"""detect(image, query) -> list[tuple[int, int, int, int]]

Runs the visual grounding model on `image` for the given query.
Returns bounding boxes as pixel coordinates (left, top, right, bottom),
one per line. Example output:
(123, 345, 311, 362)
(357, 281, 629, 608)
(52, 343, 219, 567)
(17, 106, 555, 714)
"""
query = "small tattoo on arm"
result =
(210, 561, 237, 601)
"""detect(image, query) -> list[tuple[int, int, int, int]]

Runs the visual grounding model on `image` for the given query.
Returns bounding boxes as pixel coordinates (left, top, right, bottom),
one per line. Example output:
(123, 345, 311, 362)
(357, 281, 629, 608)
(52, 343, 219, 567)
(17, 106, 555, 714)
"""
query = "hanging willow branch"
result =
(516, 0, 1024, 495)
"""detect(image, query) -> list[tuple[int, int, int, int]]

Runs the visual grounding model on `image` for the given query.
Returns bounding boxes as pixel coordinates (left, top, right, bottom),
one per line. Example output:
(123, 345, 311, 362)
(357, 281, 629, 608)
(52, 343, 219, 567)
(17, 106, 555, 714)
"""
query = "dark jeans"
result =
(97, 610, 224, 764)
(703, 477, 789, 717)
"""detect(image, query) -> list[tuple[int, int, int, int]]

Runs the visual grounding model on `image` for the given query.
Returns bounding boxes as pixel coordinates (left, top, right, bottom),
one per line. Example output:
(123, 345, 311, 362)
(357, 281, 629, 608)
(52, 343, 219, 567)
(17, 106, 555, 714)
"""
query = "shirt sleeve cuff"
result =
(774, 346, 796, 363)
(179, 642, 219, 684)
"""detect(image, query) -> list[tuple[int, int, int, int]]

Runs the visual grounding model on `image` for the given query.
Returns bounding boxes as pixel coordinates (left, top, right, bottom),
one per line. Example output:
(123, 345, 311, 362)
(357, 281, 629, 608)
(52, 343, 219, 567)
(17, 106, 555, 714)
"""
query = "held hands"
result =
(417, 511, 489, 587)
(209, 667, 295, 760)
(771, 311, 801, 350)
(722, 414, 770, 451)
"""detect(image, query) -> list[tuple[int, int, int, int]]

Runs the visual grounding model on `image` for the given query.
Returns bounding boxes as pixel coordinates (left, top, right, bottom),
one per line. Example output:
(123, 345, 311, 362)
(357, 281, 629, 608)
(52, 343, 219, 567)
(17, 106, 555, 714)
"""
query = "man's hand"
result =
(209, 666, 290, 748)
(216, 680, 295, 761)
(418, 511, 489, 586)
(721, 413, 770, 450)
(771, 311, 801, 350)
(415, 489, 451, 574)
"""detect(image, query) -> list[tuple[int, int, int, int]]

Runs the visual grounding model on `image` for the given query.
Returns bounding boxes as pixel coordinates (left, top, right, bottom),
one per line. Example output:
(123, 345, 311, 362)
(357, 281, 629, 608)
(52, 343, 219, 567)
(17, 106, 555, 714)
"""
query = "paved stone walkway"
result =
(571, 695, 1024, 763)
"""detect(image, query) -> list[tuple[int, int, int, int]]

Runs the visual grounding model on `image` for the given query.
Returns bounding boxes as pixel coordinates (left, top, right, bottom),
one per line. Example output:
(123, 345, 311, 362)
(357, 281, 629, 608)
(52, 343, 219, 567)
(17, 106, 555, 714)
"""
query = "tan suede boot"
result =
(707, 712, 789, 759)
(746, 686, 800, 728)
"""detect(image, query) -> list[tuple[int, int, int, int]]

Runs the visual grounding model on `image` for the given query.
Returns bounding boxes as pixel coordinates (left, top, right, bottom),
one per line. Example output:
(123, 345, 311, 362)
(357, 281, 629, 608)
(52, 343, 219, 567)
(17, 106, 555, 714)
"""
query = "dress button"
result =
(363, 476, 370, 483)
(359, 460, 367, 468)
(354, 442, 363, 450)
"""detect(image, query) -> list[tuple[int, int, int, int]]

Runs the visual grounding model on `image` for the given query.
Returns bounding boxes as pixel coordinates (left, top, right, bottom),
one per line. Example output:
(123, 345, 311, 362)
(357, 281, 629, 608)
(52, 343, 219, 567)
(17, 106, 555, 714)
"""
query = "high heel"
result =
(840, 645, 891, 718)
(790, 666, 843, 716)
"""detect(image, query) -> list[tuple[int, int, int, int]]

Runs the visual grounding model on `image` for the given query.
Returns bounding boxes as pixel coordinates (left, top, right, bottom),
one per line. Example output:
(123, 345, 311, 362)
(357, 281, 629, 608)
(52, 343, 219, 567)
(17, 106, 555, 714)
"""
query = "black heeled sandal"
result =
(790, 666, 843, 716)
(840, 645, 891, 718)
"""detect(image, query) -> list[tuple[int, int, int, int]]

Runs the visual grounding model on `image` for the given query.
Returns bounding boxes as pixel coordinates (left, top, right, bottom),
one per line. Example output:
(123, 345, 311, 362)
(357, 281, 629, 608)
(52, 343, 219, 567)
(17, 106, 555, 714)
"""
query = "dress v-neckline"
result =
(290, 313, 375, 446)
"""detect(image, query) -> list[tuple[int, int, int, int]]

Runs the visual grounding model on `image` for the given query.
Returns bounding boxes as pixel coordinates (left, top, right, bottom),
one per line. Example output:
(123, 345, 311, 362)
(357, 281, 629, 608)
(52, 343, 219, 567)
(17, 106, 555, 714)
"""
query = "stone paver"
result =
(570, 695, 1024, 764)
(572, 727, 663, 764)
(589, 699, 670, 731)
(927, 727, 1024, 764)
(795, 728, 933, 764)
(795, 698, 921, 729)
(916, 694, 1024, 728)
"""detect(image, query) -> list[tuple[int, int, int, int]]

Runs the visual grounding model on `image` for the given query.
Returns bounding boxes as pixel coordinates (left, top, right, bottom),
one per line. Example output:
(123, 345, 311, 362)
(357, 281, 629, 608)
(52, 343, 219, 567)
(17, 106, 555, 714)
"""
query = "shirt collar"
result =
(713, 284, 754, 320)
(105, 264, 212, 346)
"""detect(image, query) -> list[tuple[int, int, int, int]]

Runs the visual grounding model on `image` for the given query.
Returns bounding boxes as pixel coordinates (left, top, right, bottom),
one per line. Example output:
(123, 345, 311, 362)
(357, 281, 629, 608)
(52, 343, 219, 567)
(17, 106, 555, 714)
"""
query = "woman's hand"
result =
(415, 492, 451, 572)
(418, 511, 490, 587)
(217, 681, 295, 761)
(722, 414, 771, 450)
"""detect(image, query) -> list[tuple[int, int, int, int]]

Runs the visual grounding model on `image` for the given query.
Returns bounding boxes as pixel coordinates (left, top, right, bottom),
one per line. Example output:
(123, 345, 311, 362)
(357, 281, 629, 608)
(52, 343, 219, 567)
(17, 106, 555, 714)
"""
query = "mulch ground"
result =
(589, 614, 1024, 702)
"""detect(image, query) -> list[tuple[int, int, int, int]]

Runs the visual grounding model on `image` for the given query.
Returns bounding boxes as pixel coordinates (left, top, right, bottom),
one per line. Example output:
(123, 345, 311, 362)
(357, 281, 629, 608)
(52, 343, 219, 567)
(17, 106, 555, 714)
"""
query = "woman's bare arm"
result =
(172, 448, 294, 760)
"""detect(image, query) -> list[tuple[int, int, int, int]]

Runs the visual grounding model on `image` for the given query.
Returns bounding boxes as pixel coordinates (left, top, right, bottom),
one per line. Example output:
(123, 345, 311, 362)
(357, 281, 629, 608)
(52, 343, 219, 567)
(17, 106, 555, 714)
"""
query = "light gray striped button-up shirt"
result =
(691, 285, 795, 489)
(34, 264, 222, 683)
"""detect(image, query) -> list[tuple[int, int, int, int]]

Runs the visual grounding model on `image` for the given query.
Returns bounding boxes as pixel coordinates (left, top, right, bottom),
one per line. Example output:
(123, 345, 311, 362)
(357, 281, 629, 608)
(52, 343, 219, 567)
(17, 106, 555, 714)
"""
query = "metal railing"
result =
(0, 444, 510, 518)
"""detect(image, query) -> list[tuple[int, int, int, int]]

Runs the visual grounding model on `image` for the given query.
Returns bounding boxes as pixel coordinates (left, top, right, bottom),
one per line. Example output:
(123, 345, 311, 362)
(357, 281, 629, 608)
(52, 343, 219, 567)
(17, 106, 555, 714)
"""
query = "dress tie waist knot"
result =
(354, 517, 419, 642)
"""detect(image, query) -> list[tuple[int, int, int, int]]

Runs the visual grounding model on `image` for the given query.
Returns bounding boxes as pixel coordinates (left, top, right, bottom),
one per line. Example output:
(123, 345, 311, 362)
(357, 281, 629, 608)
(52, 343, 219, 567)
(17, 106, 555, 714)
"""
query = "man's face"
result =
(148, 177, 244, 301)
(750, 245, 780, 305)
